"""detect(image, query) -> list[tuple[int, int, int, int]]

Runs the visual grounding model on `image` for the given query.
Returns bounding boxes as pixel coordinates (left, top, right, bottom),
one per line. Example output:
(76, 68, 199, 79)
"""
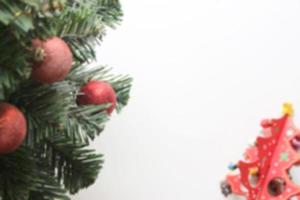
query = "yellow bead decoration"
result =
(249, 167, 259, 175)
(283, 103, 294, 116)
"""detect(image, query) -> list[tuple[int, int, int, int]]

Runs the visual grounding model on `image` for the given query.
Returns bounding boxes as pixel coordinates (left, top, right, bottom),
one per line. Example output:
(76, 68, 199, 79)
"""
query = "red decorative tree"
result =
(221, 104, 300, 200)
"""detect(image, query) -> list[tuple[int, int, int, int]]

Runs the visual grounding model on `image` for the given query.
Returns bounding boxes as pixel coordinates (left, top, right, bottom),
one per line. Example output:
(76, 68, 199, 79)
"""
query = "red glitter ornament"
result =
(31, 37, 73, 84)
(0, 103, 27, 154)
(77, 80, 117, 114)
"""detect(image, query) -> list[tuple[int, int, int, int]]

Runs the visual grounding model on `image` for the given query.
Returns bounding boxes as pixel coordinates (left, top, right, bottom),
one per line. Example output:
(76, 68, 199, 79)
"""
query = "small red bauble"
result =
(31, 37, 73, 84)
(0, 103, 27, 154)
(77, 81, 117, 114)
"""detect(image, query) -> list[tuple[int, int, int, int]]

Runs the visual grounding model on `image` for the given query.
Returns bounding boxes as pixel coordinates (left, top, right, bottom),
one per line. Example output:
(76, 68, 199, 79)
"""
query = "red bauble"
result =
(77, 81, 117, 114)
(0, 103, 27, 154)
(31, 37, 73, 84)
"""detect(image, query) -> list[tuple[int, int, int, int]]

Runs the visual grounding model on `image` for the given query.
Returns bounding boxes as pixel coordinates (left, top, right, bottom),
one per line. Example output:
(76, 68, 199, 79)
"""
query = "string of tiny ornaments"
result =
(221, 103, 300, 200)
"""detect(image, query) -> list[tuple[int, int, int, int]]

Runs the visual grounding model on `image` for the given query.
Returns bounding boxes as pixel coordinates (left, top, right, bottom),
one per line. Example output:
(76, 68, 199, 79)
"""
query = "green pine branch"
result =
(54, 0, 123, 63)
(0, 0, 130, 198)
(0, 0, 34, 34)
(0, 140, 103, 198)
(39, 137, 104, 194)
(65, 105, 109, 144)
(55, 1, 105, 38)
(65, 37, 97, 64)
(28, 170, 70, 200)
(0, 0, 64, 39)
(109, 74, 132, 112)
(11, 81, 76, 123)
(0, 25, 29, 67)
(0, 147, 70, 200)
(0, 68, 27, 100)
(66, 0, 123, 28)
(10, 80, 102, 146)
(0, 0, 123, 66)
(10, 66, 131, 147)
(0, 148, 36, 200)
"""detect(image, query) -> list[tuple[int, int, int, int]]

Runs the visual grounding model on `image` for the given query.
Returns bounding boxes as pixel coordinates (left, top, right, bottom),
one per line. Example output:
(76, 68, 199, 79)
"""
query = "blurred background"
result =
(74, 0, 300, 199)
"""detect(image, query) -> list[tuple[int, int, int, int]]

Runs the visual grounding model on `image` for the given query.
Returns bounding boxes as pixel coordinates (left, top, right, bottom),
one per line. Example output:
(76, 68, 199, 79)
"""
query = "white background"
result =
(74, 0, 300, 199)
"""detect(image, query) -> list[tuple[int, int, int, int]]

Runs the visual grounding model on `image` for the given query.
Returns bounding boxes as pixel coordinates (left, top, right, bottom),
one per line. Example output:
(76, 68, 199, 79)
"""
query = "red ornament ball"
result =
(31, 37, 73, 84)
(0, 103, 27, 154)
(77, 81, 117, 114)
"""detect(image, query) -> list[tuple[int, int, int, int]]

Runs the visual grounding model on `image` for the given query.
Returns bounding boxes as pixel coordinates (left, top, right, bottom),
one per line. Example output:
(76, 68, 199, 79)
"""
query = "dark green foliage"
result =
(0, 0, 131, 199)
(40, 137, 103, 194)
(0, 148, 37, 200)
(0, 147, 69, 200)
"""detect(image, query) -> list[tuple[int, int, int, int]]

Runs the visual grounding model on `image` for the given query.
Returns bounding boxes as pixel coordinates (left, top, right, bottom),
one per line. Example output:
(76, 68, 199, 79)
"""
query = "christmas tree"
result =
(221, 104, 300, 200)
(0, 0, 132, 199)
